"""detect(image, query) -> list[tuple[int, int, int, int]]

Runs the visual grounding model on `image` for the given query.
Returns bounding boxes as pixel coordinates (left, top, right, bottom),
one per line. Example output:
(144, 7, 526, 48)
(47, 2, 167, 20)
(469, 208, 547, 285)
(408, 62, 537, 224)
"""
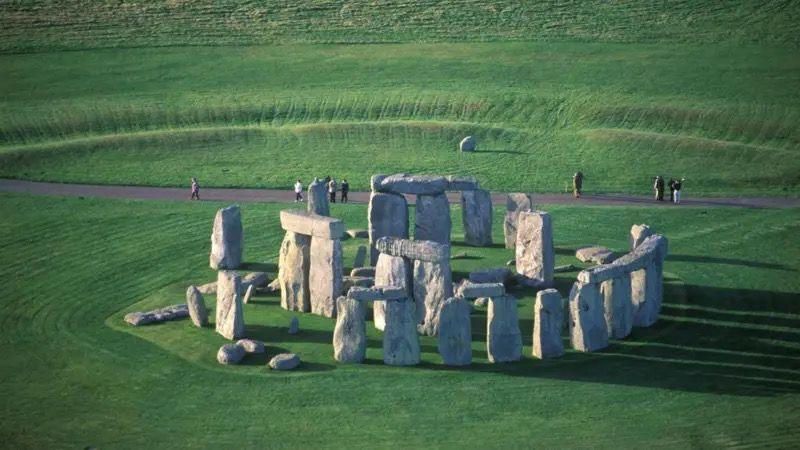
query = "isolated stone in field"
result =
(333, 296, 367, 363)
(456, 281, 505, 299)
(236, 339, 265, 354)
(377, 173, 448, 195)
(575, 246, 615, 264)
(278, 231, 311, 312)
(601, 276, 633, 339)
(217, 343, 246, 365)
(486, 295, 523, 363)
(197, 281, 217, 295)
(437, 297, 472, 366)
(414, 259, 454, 336)
(350, 267, 375, 278)
(216, 270, 245, 340)
(376, 236, 450, 263)
(288, 316, 299, 334)
(515, 211, 555, 288)
(309, 237, 343, 318)
(383, 299, 421, 366)
(269, 353, 301, 370)
(415, 193, 451, 244)
(279, 210, 344, 239)
(468, 267, 512, 284)
(307, 178, 330, 216)
(242, 284, 255, 304)
(504, 193, 533, 249)
(373, 253, 413, 330)
(210, 204, 243, 270)
(353, 245, 368, 268)
(459, 136, 476, 152)
(368, 191, 409, 265)
(532, 289, 564, 359)
(630, 224, 653, 250)
(568, 281, 608, 352)
(446, 175, 479, 191)
(124, 304, 189, 326)
(461, 189, 493, 247)
(346, 229, 369, 239)
(186, 285, 208, 327)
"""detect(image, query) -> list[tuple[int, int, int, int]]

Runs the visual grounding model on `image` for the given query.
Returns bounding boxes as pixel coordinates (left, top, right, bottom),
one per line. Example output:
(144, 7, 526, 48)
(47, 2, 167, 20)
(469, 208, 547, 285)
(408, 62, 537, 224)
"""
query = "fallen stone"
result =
(568, 281, 608, 352)
(486, 295, 523, 363)
(456, 281, 505, 299)
(216, 270, 245, 340)
(368, 191, 409, 265)
(438, 297, 472, 366)
(383, 299, 421, 366)
(333, 296, 367, 363)
(307, 178, 330, 216)
(269, 353, 301, 370)
(350, 267, 375, 278)
(374, 253, 413, 330)
(288, 316, 299, 334)
(446, 175, 479, 191)
(309, 237, 343, 318)
(346, 229, 369, 239)
(601, 276, 633, 339)
(341, 276, 374, 295)
(515, 211, 555, 288)
(353, 245, 367, 268)
(236, 339, 265, 354)
(242, 284, 255, 304)
(279, 210, 344, 239)
(461, 189, 493, 247)
(197, 282, 217, 295)
(186, 286, 208, 327)
(468, 268, 512, 284)
(241, 272, 269, 291)
(375, 236, 450, 263)
(279, 231, 311, 312)
(124, 304, 189, 326)
(577, 234, 668, 284)
(377, 173, 448, 195)
(414, 259, 454, 336)
(217, 343, 246, 365)
(554, 264, 579, 273)
(504, 193, 533, 249)
(459, 136, 476, 152)
(532, 289, 564, 359)
(347, 285, 407, 302)
(210, 205, 243, 270)
(630, 224, 653, 250)
(415, 193, 451, 244)
(576, 246, 615, 264)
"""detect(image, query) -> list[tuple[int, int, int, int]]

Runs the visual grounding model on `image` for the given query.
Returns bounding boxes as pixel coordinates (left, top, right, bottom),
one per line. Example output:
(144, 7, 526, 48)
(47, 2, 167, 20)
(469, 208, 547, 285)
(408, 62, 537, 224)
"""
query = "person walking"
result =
(572, 171, 584, 198)
(654, 176, 665, 201)
(340, 178, 349, 203)
(328, 177, 337, 203)
(294, 179, 304, 202)
(190, 177, 200, 200)
(668, 178, 676, 202)
(673, 178, 685, 204)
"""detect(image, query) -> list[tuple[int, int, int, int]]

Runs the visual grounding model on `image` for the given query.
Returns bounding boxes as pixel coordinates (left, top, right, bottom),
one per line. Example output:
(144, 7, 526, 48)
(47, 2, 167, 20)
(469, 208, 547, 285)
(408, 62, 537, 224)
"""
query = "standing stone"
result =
(630, 224, 653, 250)
(278, 231, 311, 312)
(415, 193, 451, 244)
(368, 192, 409, 265)
(186, 285, 208, 327)
(437, 297, 472, 366)
(601, 276, 633, 339)
(333, 296, 367, 363)
(504, 193, 532, 249)
(210, 205, 243, 270)
(486, 295, 523, 363)
(373, 253, 413, 331)
(307, 178, 330, 216)
(459, 136, 476, 152)
(568, 281, 608, 352)
(461, 189, 493, 247)
(532, 289, 564, 359)
(383, 299, 421, 366)
(414, 260, 454, 336)
(216, 270, 245, 340)
(288, 316, 299, 334)
(515, 211, 555, 288)
(632, 264, 660, 327)
(353, 245, 367, 268)
(377, 174, 448, 195)
(309, 237, 343, 318)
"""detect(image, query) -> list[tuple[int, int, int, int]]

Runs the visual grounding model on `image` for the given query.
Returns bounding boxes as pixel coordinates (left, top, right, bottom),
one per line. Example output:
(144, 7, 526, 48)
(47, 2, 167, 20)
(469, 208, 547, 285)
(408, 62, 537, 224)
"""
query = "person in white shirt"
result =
(328, 177, 337, 203)
(294, 179, 303, 202)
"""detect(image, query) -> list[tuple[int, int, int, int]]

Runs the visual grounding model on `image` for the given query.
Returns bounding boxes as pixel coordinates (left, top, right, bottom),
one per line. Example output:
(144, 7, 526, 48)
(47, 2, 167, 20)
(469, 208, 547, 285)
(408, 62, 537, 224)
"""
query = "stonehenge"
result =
(210, 204, 243, 270)
(216, 270, 245, 340)
(415, 192, 451, 244)
(437, 297, 472, 366)
(368, 188, 409, 265)
(532, 289, 564, 359)
(515, 211, 555, 288)
(486, 295, 523, 363)
(278, 231, 311, 312)
(504, 193, 532, 249)
(373, 252, 413, 330)
(575, 246, 615, 264)
(568, 281, 607, 352)
(269, 353, 301, 370)
(307, 178, 330, 216)
(382, 298, 421, 366)
(333, 295, 367, 363)
(461, 189, 493, 246)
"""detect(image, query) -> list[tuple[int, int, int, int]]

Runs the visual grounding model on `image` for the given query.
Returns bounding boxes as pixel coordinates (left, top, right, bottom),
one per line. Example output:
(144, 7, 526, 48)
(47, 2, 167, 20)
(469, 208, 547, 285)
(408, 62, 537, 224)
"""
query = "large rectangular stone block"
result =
(456, 281, 505, 299)
(515, 211, 554, 288)
(279, 209, 344, 239)
(601, 276, 633, 339)
(216, 270, 245, 340)
(373, 253, 413, 331)
(487, 295, 523, 363)
(368, 192, 409, 265)
(568, 281, 608, 352)
(578, 234, 667, 284)
(347, 285, 407, 302)
(414, 259, 454, 336)
(210, 204, 243, 270)
(533, 289, 564, 359)
(309, 237, 343, 318)
(307, 178, 330, 216)
(415, 193, 451, 244)
(278, 231, 311, 312)
(375, 236, 450, 263)
(377, 173, 448, 195)
(504, 193, 532, 249)
(438, 297, 472, 366)
(632, 263, 660, 327)
(461, 189, 493, 247)
(383, 298, 421, 366)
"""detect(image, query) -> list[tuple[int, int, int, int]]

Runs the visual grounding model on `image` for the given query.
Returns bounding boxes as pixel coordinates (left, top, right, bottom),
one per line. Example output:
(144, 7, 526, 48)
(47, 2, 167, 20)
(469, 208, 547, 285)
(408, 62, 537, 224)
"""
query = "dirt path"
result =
(1, 178, 797, 209)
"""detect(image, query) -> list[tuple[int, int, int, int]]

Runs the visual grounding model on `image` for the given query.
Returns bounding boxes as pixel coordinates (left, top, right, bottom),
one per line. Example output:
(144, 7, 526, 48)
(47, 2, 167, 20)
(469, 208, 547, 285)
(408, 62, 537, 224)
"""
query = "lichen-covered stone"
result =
(461, 189, 493, 247)
(347, 285, 406, 302)
(216, 270, 245, 340)
(236, 339, 265, 354)
(241, 272, 269, 292)
(630, 224, 653, 250)
(532, 289, 564, 359)
(333, 296, 367, 363)
(446, 175, 479, 191)
(124, 304, 189, 326)
(504, 193, 532, 249)
(210, 205, 243, 270)
(278, 231, 311, 312)
(309, 237, 343, 318)
(307, 178, 330, 216)
(486, 295, 523, 363)
(269, 353, 301, 370)
(437, 297, 472, 366)
(515, 211, 554, 288)
(378, 173, 448, 195)
(217, 343, 246, 365)
(375, 236, 450, 263)
(414, 260, 454, 336)
(186, 285, 208, 327)
(568, 281, 608, 352)
(415, 193, 451, 244)
(456, 281, 505, 299)
(373, 253, 413, 330)
(601, 276, 633, 339)
(383, 299, 421, 366)
(368, 191, 409, 265)
(341, 276, 374, 295)
(279, 209, 343, 239)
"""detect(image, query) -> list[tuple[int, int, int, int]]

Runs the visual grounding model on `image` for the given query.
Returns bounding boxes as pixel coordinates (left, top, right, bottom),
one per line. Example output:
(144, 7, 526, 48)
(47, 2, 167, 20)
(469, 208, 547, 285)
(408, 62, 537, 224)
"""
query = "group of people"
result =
(653, 176, 686, 204)
(293, 176, 349, 203)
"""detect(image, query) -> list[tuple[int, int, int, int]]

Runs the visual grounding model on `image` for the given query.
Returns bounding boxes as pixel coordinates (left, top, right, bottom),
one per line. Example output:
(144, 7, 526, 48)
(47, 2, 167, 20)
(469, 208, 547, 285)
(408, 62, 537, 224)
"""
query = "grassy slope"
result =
(0, 193, 798, 448)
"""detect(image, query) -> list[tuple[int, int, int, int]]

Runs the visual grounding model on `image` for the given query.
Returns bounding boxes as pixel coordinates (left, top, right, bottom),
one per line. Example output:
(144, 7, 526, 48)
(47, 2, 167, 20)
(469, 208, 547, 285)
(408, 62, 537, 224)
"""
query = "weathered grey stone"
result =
(414, 260, 454, 336)
(373, 253, 413, 331)
(341, 276, 374, 295)
(554, 264, 579, 273)
(383, 299, 421, 366)
(468, 268, 512, 284)
(415, 193, 451, 244)
(241, 272, 269, 291)
(578, 234, 667, 284)
(346, 229, 369, 239)
(309, 237, 343, 318)
(347, 285, 406, 302)
(186, 286, 208, 327)
(486, 295, 523, 363)
(446, 175, 479, 191)
(437, 297, 472, 366)
(459, 136, 476, 152)
(333, 296, 367, 363)
(307, 178, 330, 216)
(456, 281, 505, 299)
(461, 189, 493, 247)
(576, 246, 615, 264)
(242, 284, 254, 304)
(632, 264, 660, 328)
(504, 193, 532, 249)
(236, 339, 265, 354)
(197, 281, 216, 295)
(279, 209, 344, 239)
(217, 343, 246, 365)
(350, 267, 375, 277)
(601, 276, 633, 339)
(375, 236, 450, 263)
(568, 281, 608, 352)
(210, 205, 243, 270)
(474, 297, 488, 308)
(269, 353, 300, 370)
(368, 191, 409, 265)
(216, 270, 245, 340)
(124, 304, 189, 326)
(353, 245, 368, 268)
(515, 211, 555, 288)
(630, 224, 653, 250)
(532, 289, 564, 359)
(278, 231, 311, 312)
(288, 316, 299, 334)
(378, 173, 448, 195)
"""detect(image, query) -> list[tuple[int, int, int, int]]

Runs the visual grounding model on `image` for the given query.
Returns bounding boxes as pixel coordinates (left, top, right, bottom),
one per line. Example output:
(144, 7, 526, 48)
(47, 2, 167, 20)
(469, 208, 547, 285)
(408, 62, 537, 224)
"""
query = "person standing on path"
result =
(340, 178, 349, 203)
(654, 176, 665, 201)
(573, 171, 584, 198)
(673, 178, 685, 204)
(668, 178, 676, 202)
(190, 177, 200, 201)
(328, 177, 337, 203)
(294, 179, 304, 202)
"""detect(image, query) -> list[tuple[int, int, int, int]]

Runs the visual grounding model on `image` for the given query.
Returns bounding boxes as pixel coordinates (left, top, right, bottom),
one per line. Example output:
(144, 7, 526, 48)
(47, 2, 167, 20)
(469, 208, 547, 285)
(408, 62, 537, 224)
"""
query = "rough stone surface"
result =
(242, 284, 254, 304)
(341, 276, 374, 295)
(532, 289, 564, 359)
(515, 211, 555, 288)
(601, 276, 633, 339)
(383, 299, 421, 366)
(459, 136, 476, 152)
(468, 268, 512, 284)
(269, 353, 301, 370)
(414, 260, 454, 336)
(446, 175, 479, 191)
(210, 205, 243, 270)
(216, 270, 245, 340)
(236, 339, 265, 354)
(197, 282, 216, 295)
(474, 297, 488, 308)
(278, 231, 311, 312)
(461, 189, 493, 247)
(373, 253, 413, 331)
(346, 229, 369, 239)
(504, 193, 533, 249)
(554, 264, 579, 273)
(632, 264, 660, 328)
(486, 295, 523, 363)
(368, 191, 409, 265)
(353, 245, 368, 268)
(456, 281, 505, 299)
(568, 281, 609, 352)
(309, 237, 343, 318)
(333, 296, 367, 363)
(279, 209, 344, 239)
(217, 343, 246, 365)
(578, 234, 667, 284)
(350, 267, 375, 278)
(415, 193, 451, 244)
(307, 178, 330, 216)
(575, 246, 616, 264)
(241, 272, 269, 291)
(377, 173, 448, 195)
(124, 304, 189, 326)
(630, 224, 653, 250)
(347, 285, 406, 302)
(186, 286, 208, 327)
(288, 316, 299, 334)
(375, 236, 450, 263)
(437, 297, 472, 366)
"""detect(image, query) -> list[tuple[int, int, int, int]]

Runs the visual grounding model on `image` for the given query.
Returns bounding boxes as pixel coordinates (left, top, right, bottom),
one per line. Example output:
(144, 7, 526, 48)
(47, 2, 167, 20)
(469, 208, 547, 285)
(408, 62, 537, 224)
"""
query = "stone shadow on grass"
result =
(666, 254, 795, 271)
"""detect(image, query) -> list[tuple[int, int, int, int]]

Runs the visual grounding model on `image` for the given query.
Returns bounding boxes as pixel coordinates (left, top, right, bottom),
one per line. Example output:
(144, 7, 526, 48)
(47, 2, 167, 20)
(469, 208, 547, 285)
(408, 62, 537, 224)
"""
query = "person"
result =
(294, 179, 303, 202)
(673, 178, 685, 204)
(668, 178, 676, 202)
(328, 177, 337, 203)
(340, 178, 349, 203)
(572, 171, 584, 198)
(654, 176, 665, 201)
(190, 177, 200, 200)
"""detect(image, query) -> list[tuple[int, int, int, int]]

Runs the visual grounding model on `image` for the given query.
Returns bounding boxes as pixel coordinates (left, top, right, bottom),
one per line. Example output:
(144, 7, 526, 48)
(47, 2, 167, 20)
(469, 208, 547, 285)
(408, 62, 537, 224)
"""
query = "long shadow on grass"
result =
(666, 254, 795, 271)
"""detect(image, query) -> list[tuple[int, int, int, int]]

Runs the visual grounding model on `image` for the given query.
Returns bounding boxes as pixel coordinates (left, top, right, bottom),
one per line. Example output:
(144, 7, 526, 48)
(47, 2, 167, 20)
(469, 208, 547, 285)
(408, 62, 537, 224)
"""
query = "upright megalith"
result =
(515, 211, 555, 288)
(383, 298, 421, 366)
(486, 295, 523, 363)
(210, 205, 243, 270)
(333, 296, 367, 363)
(601, 276, 633, 339)
(309, 237, 343, 318)
(437, 297, 472, 366)
(368, 190, 409, 265)
(186, 285, 208, 327)
(415, 193, 451, 244)
(532, 289, 564, 359)
(461, 189, 493, 247)
(216, 270, 245, 340)
(278, 231, 311, 312)
(630, 224, 653, 250)
(307, 178, 330, 216)
(373, 253, 413, 331)
(504, 193, 532, 249)
(414, 258, 454, 336)
(568, 281, 608, 352)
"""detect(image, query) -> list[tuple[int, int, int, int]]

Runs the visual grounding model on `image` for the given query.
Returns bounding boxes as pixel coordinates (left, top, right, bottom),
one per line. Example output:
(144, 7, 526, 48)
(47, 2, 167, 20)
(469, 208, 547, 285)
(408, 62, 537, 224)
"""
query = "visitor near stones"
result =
(294, 179, 304, 202)
(328, 177, 337, 203)
(340, 178, 349, 203)
(190, 177, 200, 200)
(654, 176, 665, 201)
(573, 171, 584, 198)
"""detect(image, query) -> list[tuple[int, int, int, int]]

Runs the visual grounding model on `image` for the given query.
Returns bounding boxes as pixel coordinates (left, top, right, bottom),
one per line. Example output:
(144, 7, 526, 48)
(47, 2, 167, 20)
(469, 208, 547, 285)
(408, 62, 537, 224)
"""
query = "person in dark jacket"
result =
(190, 177, 200, 200)
(340, 179, 349, 203)
(573, 171, 584, 198)
(668, 178, 676, 202)
(654, 176, 665, 201)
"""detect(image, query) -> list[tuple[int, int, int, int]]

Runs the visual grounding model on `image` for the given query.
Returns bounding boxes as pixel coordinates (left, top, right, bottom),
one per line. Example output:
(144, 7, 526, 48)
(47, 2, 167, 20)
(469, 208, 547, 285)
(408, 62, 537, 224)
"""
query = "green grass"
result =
(1, 193, 798, 448)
